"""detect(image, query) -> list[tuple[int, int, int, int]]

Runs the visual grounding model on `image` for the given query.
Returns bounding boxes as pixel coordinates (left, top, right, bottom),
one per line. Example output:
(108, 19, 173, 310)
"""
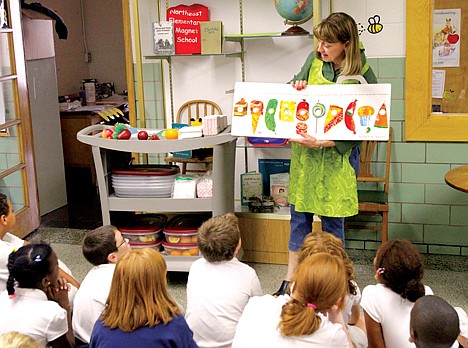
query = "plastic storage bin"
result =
(118, 213, 167, 243)
(130, 240, 163, 251)
(162, 241, 199, 256)
(162, 214, 211, 244)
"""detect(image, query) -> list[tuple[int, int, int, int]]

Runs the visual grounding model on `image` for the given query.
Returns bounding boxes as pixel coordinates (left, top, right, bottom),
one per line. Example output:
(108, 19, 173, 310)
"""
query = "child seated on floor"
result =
(361, 239, 433, 348)
(0, 243, 74, 348)
(185, 213, 262, 348)
(232, 252, 353, 347)
(0, 193, 80, 293)
(298, 231, 367, 348)
(72, 225, 131, 345)
(410, 295, 461, 348)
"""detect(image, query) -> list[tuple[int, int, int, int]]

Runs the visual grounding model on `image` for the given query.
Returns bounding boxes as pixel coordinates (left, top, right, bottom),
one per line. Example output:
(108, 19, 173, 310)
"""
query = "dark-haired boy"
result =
(185, 213, 262, 348)
(410, 295, 467, 348)
(72, 225, 131, 344)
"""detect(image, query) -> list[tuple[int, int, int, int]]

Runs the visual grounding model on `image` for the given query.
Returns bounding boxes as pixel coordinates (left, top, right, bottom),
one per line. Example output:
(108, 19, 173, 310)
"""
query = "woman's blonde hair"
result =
(101, 248, 181, 332)
(0, 332, 40, 348)
(298, 231, 357, 295)
(313, 12, 362, 76)
(279, 253, 348, 336)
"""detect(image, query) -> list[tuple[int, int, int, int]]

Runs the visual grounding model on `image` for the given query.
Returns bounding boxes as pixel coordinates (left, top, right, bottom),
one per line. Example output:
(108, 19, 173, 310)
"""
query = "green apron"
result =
(288, 58, 365, 217)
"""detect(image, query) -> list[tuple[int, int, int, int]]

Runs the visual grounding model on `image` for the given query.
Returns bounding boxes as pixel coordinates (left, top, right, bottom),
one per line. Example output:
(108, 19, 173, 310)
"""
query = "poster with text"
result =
(433, 9, 461, 68)
(231, 82, 391, 141)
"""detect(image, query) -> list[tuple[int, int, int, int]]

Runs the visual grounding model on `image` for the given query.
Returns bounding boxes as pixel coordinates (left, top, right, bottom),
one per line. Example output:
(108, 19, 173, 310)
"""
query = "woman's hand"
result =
(291, 80, 307, 91)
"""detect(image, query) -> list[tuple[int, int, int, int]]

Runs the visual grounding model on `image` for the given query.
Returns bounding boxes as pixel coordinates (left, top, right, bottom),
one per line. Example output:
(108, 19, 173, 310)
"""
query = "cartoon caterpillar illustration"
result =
(265, 99, 278, 132)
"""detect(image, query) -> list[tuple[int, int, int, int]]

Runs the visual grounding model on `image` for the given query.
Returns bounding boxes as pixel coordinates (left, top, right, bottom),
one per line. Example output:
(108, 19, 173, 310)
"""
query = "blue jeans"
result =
(287, 146, 360, 251)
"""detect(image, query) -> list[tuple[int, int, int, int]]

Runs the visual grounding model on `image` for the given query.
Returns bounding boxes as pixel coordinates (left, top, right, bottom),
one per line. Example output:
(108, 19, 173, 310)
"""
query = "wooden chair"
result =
(164, 100, 222, 174)
(346, 127, 392, 243)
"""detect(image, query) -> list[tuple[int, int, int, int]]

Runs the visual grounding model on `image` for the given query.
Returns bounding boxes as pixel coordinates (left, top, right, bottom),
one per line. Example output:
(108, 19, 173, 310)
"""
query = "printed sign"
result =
(231, 82, 391, 141)
(167, 4, 209, 54)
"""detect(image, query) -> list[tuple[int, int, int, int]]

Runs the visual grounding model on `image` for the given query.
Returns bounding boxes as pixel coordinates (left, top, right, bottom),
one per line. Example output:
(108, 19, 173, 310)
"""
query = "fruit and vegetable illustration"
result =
(231, 82, 391, 140)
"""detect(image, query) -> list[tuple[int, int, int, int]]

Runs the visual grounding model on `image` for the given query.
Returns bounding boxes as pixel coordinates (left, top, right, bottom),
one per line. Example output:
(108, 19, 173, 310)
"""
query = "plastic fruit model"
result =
(165, 128, 179, 140)
(137, 130, 148, 140)
(117, 129, 131, 139)
(102, 128, 114, 139)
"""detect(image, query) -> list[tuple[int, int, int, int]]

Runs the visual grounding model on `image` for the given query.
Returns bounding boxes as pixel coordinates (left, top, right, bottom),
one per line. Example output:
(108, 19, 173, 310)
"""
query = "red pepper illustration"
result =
(345, 99, 357, 134)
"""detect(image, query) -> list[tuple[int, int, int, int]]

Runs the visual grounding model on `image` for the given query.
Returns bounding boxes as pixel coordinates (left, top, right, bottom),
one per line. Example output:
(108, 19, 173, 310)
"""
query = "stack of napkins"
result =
(178, 126, 203, 139)
(203, 114, 228, 136)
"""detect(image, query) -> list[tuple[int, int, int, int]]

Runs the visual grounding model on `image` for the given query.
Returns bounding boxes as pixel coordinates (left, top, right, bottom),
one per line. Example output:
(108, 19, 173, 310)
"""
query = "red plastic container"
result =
(118, 214, 167, 243)
(162, 241, 199, 256)
(130, 240, 162, 251)
(163, 214, 211, 244)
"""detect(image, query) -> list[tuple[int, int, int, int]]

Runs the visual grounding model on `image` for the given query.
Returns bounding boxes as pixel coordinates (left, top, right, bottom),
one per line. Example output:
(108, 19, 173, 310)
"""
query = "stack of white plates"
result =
(111, 165, 179, 198)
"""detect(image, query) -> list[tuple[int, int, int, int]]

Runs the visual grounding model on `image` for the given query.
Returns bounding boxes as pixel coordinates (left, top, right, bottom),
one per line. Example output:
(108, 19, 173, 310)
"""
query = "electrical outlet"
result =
(85, 52, 91, 63)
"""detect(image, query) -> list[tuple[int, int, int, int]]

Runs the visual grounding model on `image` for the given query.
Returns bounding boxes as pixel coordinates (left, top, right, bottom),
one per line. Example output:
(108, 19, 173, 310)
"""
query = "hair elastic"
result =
(9, 293, 16, 299)
(34, 255, 42, 262)
(307, 303, 317, 309)
(377, 267, 385, 274)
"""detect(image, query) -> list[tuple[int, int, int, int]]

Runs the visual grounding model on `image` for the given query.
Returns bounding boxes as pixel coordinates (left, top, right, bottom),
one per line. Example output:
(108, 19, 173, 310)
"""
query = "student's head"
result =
(279, 253, 348, 337)
(313, 12, 361, 76)
(298, 231, 357, 295)
(101, 248, 181, 332)
(0, 332, 41, 348)
(410, 295, 460, 348)
(197, 213, 241, 262)
(7, 243, 59, 297)
(374, 239, 425, 302)
(82, 225, 131, 266)
(0, 193, 16, 234)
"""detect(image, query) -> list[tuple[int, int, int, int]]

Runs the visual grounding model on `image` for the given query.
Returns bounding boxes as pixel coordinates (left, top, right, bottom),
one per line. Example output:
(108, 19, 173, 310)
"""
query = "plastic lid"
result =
(118, 214, 167, 232)
(162, 241, 197, 248)
(112, 165, 179, 176)
(163, 214, 211, 233)
(119, 226, 161, 234)
(130, 240, 162, 247)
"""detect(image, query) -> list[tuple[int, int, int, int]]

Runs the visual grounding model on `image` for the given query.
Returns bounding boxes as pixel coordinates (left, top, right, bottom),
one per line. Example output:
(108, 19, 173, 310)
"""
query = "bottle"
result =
(84, 82, 96, 104)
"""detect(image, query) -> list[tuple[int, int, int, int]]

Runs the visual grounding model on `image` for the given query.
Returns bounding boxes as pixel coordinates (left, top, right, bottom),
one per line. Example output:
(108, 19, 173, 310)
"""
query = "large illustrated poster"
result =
(231, 82, 392, 141)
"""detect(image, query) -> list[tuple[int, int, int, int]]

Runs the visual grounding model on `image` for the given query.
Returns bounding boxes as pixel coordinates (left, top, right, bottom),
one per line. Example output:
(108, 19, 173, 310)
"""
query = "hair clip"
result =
(307, 303, 317, 309)
(34, 255, 42, 262)
(9, 293, 16, 299)
(377, 267, 385, 274)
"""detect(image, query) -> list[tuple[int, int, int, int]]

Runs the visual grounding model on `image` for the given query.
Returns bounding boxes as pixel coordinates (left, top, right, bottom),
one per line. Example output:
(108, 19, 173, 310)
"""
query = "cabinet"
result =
(77, 124, 236, 271)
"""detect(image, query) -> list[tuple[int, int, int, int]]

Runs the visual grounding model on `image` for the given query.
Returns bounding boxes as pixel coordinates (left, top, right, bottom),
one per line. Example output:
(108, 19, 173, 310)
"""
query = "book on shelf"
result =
(153, 21, 175, 55)
(270, 172, 289, 207)
(200, 21, 223, 54)
(240, 171, 263, 206)
(258, 159, 290, 196)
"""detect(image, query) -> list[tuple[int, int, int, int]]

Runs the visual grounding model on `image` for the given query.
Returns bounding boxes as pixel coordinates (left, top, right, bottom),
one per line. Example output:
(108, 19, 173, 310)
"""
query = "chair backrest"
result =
(358, 127, 392, 194)
(176, 100, 222, 125)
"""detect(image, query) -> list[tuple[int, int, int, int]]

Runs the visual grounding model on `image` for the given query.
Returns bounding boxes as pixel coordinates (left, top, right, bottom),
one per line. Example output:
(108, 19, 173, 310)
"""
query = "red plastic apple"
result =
(447, 33, 459, 45)
(148, 134, 160, 140)
(137, 130, 149, 140)
(102, 128, 114, 139)
(117, 129, 131, 140)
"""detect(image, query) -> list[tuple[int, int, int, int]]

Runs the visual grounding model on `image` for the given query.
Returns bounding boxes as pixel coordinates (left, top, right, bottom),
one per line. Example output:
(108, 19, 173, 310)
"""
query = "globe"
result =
(274, 0, 313, 35)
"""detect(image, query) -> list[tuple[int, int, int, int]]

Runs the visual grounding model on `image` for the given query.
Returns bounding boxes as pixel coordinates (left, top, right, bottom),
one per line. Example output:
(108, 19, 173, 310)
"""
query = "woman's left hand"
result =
(289, 133, 321, 148)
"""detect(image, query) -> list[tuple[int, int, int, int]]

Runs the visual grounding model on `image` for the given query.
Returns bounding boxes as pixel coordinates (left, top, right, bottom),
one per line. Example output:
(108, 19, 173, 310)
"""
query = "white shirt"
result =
(342, 281, 361, 325)
(185, 257, 262, 348)
(361, 283, 433, 348)
(232, 294, 349, 348)
(72, 263, 116, 343)
(0, 232, 25, 292)
(0, 288, 68, 347)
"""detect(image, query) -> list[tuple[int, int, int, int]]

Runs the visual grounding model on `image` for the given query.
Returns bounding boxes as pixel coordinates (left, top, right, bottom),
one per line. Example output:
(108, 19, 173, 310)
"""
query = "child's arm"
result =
(348, 303, 361, 325)
(328, 304, 355, 348)
(47, 278, 75, 348)
(364, 310, 386, 348)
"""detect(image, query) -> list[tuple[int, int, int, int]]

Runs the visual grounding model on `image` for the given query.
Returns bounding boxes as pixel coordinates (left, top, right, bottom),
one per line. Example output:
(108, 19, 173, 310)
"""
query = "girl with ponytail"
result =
(0, 243, 73, 348)
(361, 239, 431, 348)
(232, 253, 353, 347)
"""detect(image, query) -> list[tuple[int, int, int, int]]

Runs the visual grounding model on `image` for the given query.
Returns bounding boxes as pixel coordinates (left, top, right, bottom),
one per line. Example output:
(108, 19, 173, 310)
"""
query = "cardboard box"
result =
(240, 172, 263, 206)
(200, 21, 222, 54)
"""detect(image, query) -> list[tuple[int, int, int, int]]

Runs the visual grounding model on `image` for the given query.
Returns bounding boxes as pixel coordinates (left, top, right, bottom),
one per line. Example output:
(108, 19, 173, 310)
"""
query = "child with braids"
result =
(298, 231, 367, 348)
(232, 253, 353, 347)
(0, 243, 74, 348)
(361, 239, 433, 348)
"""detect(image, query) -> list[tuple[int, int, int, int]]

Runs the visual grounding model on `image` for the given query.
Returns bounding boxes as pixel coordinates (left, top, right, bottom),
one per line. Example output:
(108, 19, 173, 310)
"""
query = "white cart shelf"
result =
(77, 125, 237, 271)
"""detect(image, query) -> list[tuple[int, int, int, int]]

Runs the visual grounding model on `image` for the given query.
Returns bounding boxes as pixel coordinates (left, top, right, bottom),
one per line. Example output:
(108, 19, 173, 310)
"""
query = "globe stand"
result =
(281, 25, 309, 36)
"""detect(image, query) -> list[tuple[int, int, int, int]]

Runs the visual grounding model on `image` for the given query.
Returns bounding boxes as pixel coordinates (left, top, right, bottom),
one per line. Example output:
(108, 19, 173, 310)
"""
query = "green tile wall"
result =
(355, 57, 468, 255)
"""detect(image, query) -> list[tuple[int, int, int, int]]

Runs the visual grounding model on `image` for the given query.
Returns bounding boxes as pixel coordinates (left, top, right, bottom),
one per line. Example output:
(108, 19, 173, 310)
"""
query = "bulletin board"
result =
(432, 0, 467, 113)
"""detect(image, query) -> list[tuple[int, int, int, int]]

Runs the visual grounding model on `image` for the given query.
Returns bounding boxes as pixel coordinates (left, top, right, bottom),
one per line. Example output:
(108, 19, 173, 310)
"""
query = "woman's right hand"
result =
(291, 80, 307, 91)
